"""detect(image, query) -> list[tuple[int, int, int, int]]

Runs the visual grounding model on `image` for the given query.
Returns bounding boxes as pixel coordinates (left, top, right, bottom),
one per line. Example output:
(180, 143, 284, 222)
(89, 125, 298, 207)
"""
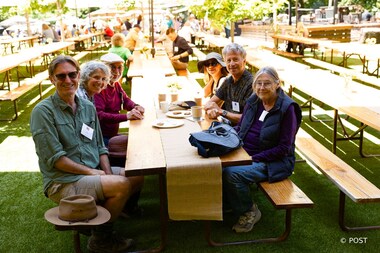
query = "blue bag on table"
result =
(189, 121, 243, 158)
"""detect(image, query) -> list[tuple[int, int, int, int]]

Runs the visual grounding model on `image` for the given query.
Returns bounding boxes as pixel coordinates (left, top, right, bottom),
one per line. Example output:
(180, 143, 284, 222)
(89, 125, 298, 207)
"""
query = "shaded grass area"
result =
(1, 58, 380, 252)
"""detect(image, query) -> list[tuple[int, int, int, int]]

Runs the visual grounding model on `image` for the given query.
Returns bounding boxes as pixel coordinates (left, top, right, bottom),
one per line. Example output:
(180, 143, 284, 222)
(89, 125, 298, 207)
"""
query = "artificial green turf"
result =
(1, 53, 380, 253)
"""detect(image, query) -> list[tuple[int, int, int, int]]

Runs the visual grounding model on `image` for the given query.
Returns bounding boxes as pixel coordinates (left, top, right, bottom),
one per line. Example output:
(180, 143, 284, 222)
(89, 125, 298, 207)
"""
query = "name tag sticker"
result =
(232, 101, 240, 112)
(174, 46, 178, 52)
(81, 123, 94, 140)
(259, 111, 269, 121)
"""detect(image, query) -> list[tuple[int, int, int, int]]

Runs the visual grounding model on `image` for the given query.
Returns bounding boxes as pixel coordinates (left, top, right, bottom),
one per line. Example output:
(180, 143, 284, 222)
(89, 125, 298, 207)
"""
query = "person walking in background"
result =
(30, 55, 139, 252)
(189, 14, 200, 44)
(166, 27, 193, 70)
(223, 66, 302, 233)
(225, 20, 231, 39)
(197, 52, 229, 99)
(165, 14, 174, 28)
(204, 43, 253, 125)
(109, 33, 133, 83)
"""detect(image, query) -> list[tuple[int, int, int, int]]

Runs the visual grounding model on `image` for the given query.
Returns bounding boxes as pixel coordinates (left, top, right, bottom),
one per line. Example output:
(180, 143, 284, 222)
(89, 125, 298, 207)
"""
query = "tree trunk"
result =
(25, 10, 32, 36)
(231, 21, 235, 43)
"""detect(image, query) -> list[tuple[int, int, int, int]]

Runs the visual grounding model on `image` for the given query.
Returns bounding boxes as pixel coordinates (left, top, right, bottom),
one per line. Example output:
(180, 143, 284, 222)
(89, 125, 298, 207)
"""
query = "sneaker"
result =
(232, 204, 261, 233)
(87, 231, 135, 253)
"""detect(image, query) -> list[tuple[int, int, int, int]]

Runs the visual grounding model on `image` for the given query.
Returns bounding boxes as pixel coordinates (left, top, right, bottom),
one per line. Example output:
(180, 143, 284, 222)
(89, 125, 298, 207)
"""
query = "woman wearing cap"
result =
(77, 61, 110, 103)
(94, 53, 144, 147)
(197, 52, 229, 99)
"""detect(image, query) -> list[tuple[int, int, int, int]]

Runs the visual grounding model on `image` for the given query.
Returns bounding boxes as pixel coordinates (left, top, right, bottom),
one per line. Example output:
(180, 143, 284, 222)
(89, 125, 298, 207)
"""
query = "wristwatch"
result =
(221, 110, 228, 117)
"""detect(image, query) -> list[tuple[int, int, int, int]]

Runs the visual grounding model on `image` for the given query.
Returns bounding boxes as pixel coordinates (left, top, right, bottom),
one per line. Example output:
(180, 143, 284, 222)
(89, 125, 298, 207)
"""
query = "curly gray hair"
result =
(79, 61, 111, 89)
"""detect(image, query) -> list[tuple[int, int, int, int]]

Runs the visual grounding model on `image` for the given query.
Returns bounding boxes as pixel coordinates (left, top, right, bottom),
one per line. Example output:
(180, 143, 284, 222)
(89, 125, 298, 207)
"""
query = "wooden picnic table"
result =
(0, 49, 42, 90)
(245, 48, 310, 72)
(31, 42, 75, 67)
(127, 49, 176, 78)
(245, 48, 380, 156)
(66, 32, 105, 51)
(271, 34, 319, 55)
(0, 35, 39, 55)
(126, 75, 251, 251)
(280, 69, 380, 157)
(322, 42, 380, 77)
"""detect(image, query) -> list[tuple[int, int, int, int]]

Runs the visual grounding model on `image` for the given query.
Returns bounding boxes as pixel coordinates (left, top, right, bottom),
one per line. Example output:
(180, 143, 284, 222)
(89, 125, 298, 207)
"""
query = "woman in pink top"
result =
(94, 53, 144, 146)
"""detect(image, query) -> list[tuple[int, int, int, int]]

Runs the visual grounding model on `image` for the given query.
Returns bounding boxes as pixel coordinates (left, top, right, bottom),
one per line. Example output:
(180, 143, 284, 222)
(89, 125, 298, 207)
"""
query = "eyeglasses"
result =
(255, 81, 273, 88)
(204, 61, 218, 67)
(54, 71, 78, 81)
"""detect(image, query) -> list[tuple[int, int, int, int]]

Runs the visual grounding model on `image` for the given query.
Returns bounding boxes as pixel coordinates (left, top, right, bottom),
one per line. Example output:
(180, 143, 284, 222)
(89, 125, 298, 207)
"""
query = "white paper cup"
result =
(160, 101, 169, 113)
(191, 106, 202, 121)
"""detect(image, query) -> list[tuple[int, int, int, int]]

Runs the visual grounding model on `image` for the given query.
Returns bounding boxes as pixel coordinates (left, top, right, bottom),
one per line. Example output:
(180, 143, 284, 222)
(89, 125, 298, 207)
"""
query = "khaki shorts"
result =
(47, 167, 123, 204)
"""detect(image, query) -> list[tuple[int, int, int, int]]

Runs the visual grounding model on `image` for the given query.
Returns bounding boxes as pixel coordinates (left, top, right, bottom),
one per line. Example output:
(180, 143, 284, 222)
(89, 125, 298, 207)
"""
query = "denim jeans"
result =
(223, 162, 268, 216)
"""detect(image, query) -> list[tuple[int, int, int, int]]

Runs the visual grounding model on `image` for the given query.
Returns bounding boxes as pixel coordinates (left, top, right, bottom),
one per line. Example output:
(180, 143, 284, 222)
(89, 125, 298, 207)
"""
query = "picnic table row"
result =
(0, 35, 40, 55)
(270, 33, 380, 77)
(245, 48, 380, 233)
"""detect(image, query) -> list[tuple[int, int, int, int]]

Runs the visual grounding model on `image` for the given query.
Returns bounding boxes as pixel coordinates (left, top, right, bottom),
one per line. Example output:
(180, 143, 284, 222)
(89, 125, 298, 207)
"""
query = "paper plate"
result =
(152, 119, 184, 128)
(166, 110, 192, 119)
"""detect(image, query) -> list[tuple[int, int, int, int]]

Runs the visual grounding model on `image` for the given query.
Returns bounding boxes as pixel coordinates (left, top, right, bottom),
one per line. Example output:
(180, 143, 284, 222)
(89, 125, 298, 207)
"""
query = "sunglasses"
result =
(54, 71, 78, 81)
(204, 61, 219, 67)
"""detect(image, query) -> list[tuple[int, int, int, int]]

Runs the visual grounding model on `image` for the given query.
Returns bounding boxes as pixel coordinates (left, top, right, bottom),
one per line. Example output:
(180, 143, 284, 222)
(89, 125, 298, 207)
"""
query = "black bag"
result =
(189, 121, 243, 158)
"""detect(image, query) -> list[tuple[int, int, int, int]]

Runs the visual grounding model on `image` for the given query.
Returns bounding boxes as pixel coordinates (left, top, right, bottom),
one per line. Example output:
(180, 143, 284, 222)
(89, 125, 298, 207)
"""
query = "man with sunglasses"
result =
(30, 55, 136, 252)
(204, 43, 253, 125)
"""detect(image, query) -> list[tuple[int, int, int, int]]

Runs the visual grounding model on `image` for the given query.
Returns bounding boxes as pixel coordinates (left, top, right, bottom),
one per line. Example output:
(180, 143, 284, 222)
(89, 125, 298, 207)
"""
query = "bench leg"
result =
(73, 231, 83, 253)
(204, 209, 292, 246)
(301, 97, 332, 123)
(339, 191, 380, 231)
(333, 114, 380, 157)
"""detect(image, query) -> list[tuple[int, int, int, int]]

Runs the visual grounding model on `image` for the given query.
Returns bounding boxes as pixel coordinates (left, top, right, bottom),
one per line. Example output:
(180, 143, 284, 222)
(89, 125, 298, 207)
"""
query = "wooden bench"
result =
(306, 24, 353, 42)
(303, 57, 380, 89)
(206, 177, 313, 245)
(192, 47, 206, 61)
(261, 46, 304, 61)
(0, 77, 44, 121)
(0, 51, 89, 121)
(295, 128, 380, 231)
(72, 51, 89, 63)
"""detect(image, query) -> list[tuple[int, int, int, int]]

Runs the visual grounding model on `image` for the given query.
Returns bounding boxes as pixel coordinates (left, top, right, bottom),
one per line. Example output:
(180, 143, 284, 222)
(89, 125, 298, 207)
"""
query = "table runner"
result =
(158, 111, 223, 221)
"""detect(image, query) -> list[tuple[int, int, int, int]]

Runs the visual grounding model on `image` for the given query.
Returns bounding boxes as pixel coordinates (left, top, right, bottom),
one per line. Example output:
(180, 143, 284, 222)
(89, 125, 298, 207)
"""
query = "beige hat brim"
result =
(44, 205, 111, 226)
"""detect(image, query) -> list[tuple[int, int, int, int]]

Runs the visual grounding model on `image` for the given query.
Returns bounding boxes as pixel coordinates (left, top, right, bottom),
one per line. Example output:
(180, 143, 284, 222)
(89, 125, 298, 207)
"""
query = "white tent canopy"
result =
(65, 0, 121, 9)
(0, 0, 28, 7)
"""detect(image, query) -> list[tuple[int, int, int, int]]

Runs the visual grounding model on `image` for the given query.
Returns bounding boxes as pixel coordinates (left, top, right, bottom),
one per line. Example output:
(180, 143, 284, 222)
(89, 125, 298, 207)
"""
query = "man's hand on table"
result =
(204, 101, 222, 119)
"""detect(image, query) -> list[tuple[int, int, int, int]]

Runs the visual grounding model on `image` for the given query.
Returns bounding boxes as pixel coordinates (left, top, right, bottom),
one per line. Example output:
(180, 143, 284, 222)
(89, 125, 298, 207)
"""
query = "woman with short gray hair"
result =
(77, 61, 110, 103)
(223, 66, 302, 233)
